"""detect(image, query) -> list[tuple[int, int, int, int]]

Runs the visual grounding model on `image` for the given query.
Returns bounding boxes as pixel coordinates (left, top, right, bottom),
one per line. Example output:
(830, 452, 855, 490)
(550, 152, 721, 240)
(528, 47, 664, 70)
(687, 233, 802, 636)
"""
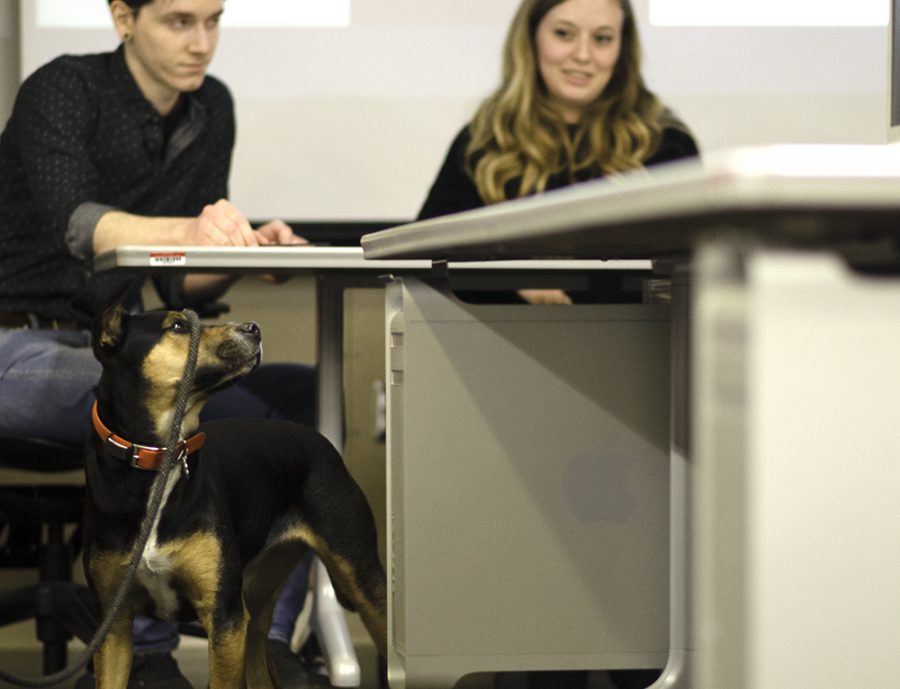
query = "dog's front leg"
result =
(202, 602, 252, 689)
(93, 614, 134, 689)
(87, 553, 137, 689)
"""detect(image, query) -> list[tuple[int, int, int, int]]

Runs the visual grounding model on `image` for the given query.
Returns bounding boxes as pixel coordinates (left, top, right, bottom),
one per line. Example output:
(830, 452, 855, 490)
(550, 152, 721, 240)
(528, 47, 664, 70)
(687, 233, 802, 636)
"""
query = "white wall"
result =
(0, 0, 18, 125)
(7, 0, 892, 223)
(640, 24, 887, 152)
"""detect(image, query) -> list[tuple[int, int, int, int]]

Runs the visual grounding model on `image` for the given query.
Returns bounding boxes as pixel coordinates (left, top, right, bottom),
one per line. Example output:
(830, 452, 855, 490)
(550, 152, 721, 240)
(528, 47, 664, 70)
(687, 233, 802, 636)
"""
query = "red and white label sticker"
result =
(149, 252, 187, 267)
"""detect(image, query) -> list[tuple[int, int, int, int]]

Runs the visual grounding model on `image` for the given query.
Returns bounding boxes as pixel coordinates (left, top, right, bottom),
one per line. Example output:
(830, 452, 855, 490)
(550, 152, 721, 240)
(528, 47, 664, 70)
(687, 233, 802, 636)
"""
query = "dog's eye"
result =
(170, 319, 189, 333)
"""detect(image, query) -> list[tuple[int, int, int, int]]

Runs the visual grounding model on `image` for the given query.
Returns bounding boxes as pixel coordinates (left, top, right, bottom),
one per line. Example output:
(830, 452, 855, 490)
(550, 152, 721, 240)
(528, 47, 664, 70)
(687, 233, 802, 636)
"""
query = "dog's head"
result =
(92, 304, 262, 442)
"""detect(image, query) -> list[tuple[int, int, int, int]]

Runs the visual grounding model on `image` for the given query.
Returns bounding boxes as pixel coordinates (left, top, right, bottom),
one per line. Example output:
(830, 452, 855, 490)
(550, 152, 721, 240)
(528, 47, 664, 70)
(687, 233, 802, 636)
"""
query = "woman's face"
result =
(534, 0, 625, 123)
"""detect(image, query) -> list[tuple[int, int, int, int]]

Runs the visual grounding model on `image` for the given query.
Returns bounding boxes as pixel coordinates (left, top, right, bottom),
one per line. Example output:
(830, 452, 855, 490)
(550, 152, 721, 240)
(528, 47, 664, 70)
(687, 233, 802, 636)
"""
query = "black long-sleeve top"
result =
(418, 123, 699, 221)
(0, 46, 235, 325)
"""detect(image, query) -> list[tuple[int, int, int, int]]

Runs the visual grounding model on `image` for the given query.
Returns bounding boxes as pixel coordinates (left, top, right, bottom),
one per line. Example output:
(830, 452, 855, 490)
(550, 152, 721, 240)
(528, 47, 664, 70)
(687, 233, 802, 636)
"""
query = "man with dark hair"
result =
(0, 1, 324, 687)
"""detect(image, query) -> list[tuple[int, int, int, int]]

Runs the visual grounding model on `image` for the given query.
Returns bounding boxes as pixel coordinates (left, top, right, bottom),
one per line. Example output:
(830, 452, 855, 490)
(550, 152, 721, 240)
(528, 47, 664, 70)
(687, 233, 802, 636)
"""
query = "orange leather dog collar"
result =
(91, 401, 206, 471)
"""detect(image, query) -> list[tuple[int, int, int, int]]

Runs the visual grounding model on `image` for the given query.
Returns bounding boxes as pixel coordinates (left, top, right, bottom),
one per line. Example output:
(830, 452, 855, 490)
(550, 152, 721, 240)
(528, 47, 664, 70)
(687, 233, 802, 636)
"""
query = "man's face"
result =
(112, 0, 224, 112)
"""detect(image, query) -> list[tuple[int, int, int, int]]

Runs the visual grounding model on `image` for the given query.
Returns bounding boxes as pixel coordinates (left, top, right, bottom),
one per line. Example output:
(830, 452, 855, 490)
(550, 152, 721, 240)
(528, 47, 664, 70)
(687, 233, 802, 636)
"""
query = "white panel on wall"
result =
(36, 0, 350, 28)
(650, 0, 887, 27)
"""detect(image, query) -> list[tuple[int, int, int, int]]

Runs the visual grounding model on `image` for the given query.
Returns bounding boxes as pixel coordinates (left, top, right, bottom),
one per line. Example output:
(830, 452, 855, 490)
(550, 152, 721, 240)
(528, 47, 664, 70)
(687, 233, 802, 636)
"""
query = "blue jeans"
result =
(0, 328, 97, 444)
(0, 328, 317, 443)
(0, 326, 317, 652)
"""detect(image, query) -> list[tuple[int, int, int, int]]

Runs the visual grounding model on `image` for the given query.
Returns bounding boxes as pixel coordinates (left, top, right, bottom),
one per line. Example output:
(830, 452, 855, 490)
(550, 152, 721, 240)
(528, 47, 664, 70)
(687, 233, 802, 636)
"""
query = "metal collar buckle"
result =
(129, 441, 162, 470)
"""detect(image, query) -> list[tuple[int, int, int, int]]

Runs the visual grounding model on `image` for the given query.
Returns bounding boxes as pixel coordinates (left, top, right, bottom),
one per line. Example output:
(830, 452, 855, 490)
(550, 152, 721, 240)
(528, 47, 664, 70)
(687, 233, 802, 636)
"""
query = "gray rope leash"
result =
(0, 309, 202, 688)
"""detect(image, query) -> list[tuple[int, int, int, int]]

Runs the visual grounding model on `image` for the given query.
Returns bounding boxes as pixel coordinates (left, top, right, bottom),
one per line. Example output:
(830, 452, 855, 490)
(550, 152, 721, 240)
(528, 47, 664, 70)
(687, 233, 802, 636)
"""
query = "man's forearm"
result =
(93, 210, 191, 255)
(92, 200, 260, 256)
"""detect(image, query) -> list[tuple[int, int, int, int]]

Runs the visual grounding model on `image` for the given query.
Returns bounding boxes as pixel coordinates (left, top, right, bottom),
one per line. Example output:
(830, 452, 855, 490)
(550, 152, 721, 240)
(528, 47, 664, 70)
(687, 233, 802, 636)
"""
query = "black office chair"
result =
(0, 437, 97, 674)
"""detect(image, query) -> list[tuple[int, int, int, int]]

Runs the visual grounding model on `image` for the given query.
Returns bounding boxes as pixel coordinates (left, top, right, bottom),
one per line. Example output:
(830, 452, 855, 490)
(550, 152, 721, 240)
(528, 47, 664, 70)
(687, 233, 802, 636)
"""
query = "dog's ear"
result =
(93, 303, 128, 357)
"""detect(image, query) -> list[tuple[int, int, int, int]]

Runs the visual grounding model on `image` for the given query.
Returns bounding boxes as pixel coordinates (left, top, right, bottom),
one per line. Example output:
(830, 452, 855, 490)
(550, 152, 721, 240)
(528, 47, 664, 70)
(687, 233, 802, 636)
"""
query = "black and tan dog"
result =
(83, 304, 386, 689)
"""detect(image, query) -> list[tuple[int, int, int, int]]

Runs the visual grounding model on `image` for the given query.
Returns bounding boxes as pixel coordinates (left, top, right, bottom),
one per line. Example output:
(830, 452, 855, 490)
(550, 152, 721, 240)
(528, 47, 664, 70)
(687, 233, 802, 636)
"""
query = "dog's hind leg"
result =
(295, 456, 388, 658)
(287, 515, 387, 656)
(241, 542, 311, 689)
(309, 539, 387, 658)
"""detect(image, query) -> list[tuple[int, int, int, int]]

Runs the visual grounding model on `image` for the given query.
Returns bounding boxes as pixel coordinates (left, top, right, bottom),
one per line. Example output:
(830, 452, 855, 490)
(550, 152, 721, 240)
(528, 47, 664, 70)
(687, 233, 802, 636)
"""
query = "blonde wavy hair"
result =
(468, 0, 671, 204)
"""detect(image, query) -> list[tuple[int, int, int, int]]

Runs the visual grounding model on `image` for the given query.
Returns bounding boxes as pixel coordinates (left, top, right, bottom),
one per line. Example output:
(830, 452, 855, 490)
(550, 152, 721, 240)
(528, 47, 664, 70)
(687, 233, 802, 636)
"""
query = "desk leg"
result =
(316, 275, 345, 448)
(313, 274, 362, 687)
(649, 264, 692, 689)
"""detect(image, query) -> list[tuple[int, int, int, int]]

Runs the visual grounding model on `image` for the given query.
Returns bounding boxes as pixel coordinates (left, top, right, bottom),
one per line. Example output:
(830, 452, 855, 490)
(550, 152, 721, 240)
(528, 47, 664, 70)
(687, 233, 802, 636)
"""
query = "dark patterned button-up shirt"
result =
(0, 46, 235, 325)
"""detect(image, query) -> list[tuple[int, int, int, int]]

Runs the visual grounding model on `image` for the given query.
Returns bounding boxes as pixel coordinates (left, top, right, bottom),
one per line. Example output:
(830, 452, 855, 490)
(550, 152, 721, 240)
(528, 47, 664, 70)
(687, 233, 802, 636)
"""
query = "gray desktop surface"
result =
(361, 145, 900, 261)
(94, 244, 650, 273)
(93, 245, 428, 273)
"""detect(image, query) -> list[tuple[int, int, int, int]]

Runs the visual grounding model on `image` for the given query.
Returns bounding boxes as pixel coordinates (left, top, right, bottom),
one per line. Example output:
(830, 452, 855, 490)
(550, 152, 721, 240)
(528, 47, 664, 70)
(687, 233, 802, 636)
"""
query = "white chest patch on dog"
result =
(137, 469, 183, 619)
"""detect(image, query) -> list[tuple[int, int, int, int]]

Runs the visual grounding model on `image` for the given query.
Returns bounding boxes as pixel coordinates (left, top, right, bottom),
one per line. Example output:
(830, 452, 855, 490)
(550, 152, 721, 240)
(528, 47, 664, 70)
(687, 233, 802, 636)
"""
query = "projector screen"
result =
(19, 1, 890, 224)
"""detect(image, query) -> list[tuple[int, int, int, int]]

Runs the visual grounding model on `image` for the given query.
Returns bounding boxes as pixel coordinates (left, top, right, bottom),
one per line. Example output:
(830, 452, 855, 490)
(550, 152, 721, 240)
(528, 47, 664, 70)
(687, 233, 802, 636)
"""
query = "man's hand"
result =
(254, 219, 307, 246)
(253, 220, 309, 283)
(185, 199, 259, 246)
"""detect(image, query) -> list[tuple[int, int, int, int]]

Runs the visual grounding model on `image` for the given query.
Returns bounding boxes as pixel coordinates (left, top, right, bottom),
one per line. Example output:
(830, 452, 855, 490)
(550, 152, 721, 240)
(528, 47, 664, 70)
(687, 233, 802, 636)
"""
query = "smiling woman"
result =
(415, 0, 697, 304)
(417, 0, 698, 221)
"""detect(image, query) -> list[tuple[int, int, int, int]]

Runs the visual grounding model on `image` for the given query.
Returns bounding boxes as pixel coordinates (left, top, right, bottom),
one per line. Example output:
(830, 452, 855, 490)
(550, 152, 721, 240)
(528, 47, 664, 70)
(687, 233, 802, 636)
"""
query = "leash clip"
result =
(178, 446, 190, 479)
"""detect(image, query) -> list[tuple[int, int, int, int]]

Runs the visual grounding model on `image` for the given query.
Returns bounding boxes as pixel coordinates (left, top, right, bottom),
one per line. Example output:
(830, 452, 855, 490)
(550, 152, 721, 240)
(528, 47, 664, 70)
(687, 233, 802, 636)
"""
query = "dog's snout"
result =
(240, 322, 261, 339)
